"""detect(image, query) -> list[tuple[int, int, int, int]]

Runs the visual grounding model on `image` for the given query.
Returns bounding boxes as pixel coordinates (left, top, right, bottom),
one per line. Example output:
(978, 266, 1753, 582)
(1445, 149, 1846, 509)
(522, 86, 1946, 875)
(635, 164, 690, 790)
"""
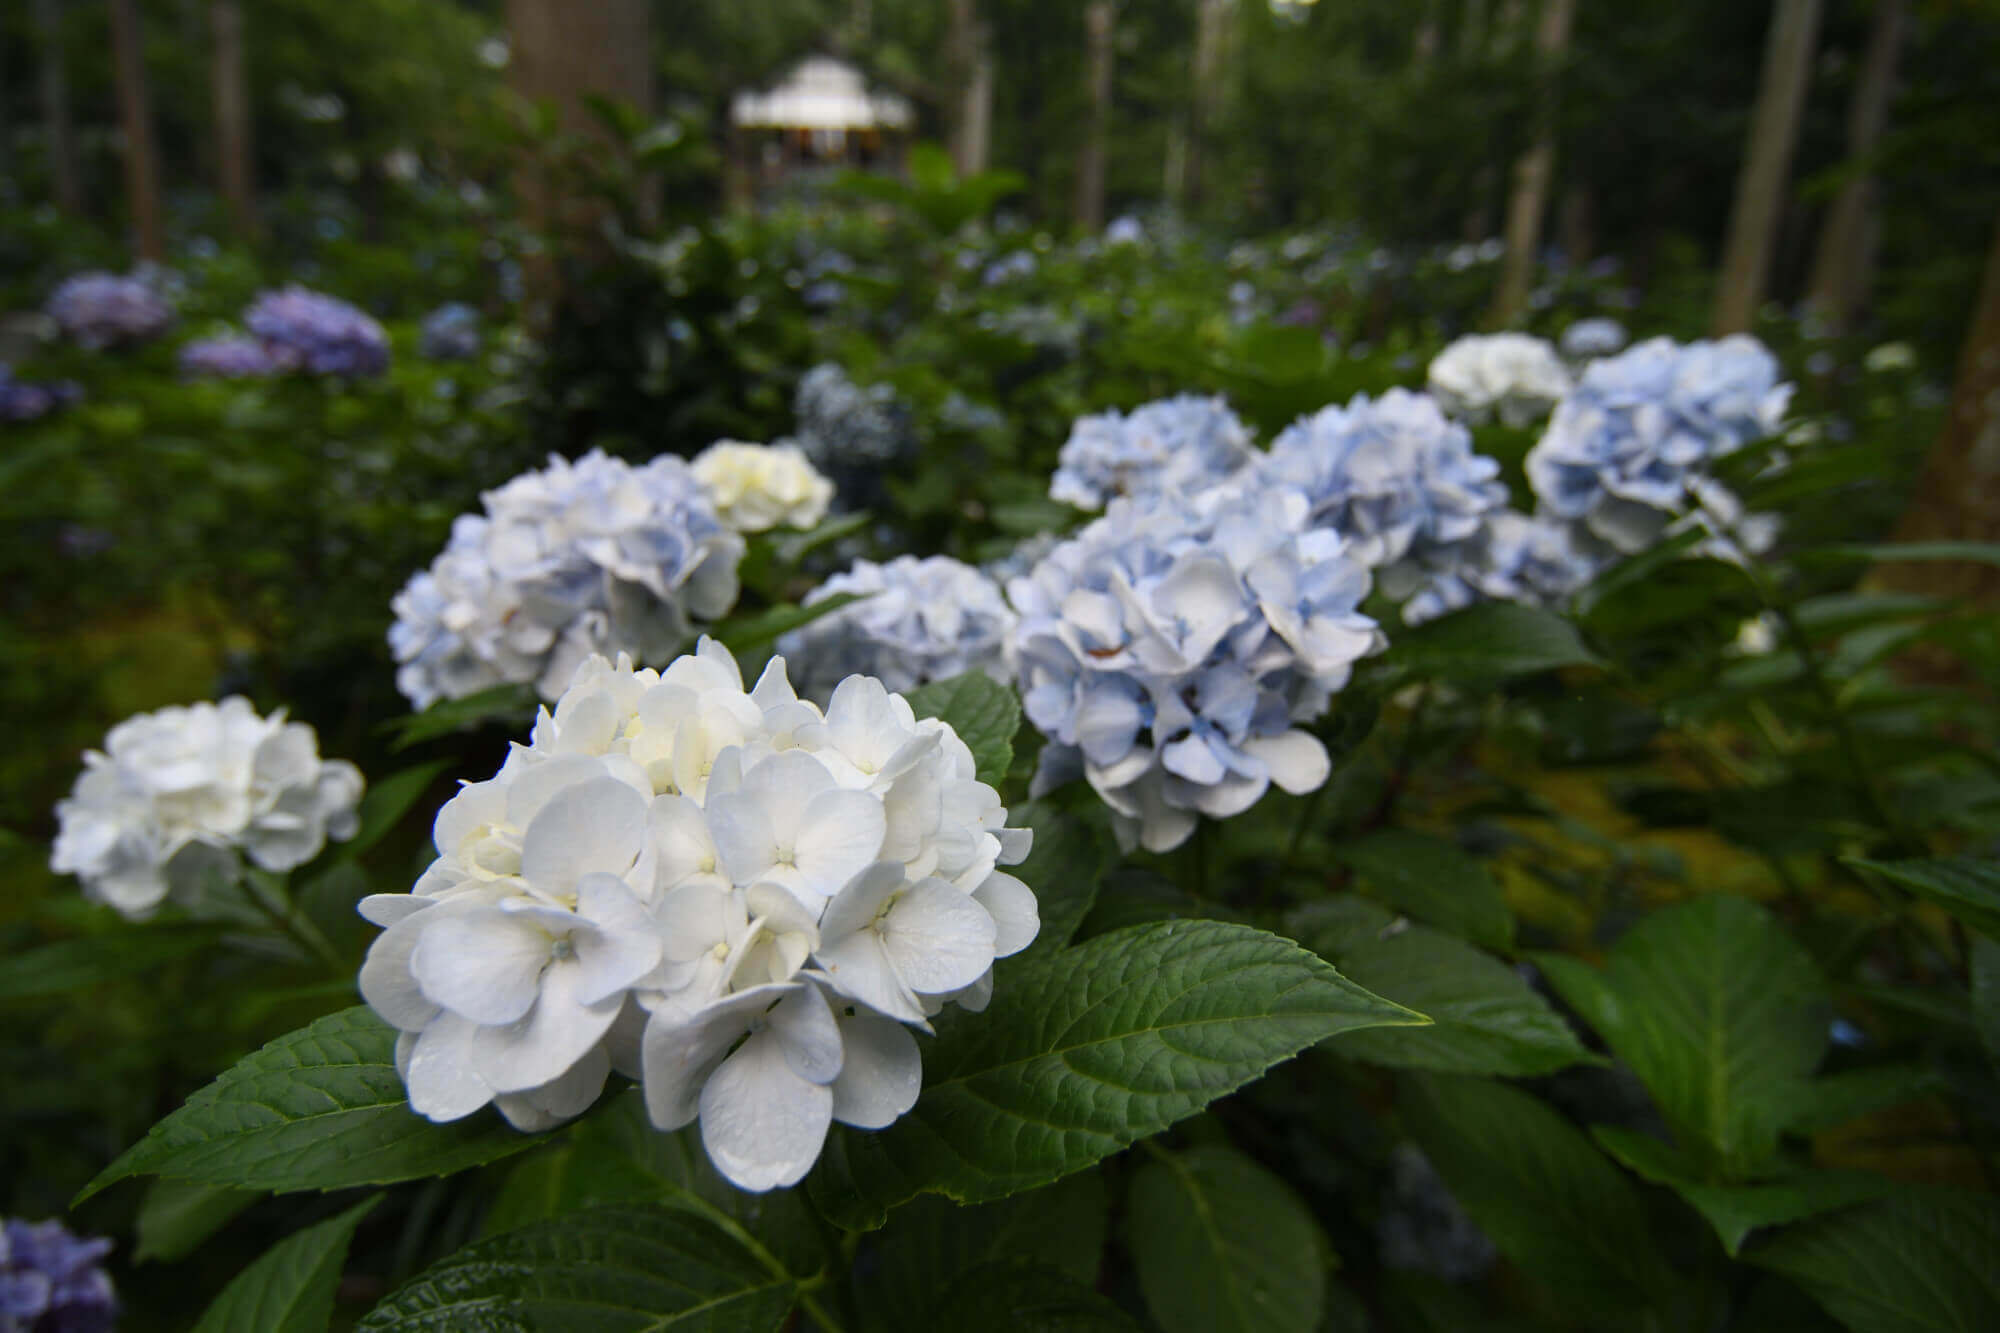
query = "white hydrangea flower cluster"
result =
(51, 699, 364, 919)
(388, 451, 744, 709)
(1426, 333, 1573, 428)
(777, 555, 1018, 702)
(1010, 485, 1383, 853)
(1251, 389, 1510, 605)
(358, 639, 1037, 1192)
(690, 441, 835, 534)
(1525, 335, 1791, 556)
(1050, 394, 1255, 511)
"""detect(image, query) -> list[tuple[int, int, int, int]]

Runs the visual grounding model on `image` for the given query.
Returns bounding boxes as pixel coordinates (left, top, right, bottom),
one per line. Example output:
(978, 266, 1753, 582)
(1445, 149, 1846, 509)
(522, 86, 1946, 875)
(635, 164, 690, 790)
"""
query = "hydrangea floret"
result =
(243, 285, 390, 378)
(1253, 388, 1509, 602)
(691, 441, 835, 533)
(1, 1218, 117, 1333)
(46, 271, 173, 350)
(178, 335, 285, 380)
(1525, 335, 1791, 554)
(50, 699, 364, 920)
(388, 450, 744, 708)
(1009, 484, 1382, 853)
(1050, 394, 1256, 511)
(357, 639, 1037, 1191)
(1426, 333, 1573, 427)
(778, 555, 1018, 701)
(418, 302, 481, 361)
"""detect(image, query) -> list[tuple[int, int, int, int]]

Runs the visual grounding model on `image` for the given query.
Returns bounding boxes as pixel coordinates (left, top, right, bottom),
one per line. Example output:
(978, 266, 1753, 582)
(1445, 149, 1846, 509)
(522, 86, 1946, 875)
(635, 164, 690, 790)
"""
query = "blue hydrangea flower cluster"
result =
(1403, 510, 1598, 625)
(243, 285, 391, 378)
(45, 271, 173, 350)
(1252, 388, 1509, 601)
(389, 450, 744, 707)
(0, 365, 82, 424)
(1050, 394, 1255, 511)
(0, 1218, 117, 1333)
(178, 335, 284, 380)
(1010, 484, 1382, 852)
(418, 302, 481, 361)
(791, 364, 905, 467)
(778, 554, 1018, 702)
(1558, 317, 1628, 361)
(1526, 335, 1791, 554)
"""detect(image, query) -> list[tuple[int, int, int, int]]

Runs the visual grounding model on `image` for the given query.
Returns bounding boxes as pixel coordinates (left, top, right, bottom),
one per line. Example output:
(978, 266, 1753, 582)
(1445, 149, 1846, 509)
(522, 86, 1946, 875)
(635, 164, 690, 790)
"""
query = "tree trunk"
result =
(945, 0, 992, 178)
(210, 0, 256, 240)
(505, 0, 651, 312)
(1185, 0, 1232, 208)
(1880, 213, 2000, 603)
(1712, 0, 1824, 336)
(109, 0, 165, 262)
(1074, 1, 1116, 231)
(33, 0, 83, 214)
(1490, 0, 1577, 325)
(1560, 183, 1594, 266)
(1804, 0, 1906, 335)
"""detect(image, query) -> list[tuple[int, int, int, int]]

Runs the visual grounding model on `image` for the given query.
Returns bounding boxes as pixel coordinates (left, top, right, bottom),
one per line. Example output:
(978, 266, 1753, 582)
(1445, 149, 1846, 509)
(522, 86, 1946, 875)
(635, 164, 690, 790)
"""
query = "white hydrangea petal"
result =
(519, 776, 647, 895)
(358, 907, 444, 1032)
(793, 789, 889, 899)
(699, 1028, 834, 1192)
(472, 962, 623, 1094)
(410, 908, 552, 1025)
(882, 881, 996, 995)
(831, 1012, 922, 1129)
(815, 929, 926, 1025)
(570, 873, 665, 1003)
(641, 982, 797, 1130)
(406, 1013, 493, 1121)
(971, 871, 1040, 958)
(494, 1042, 610, 1131)
(768, 981, 843, 1085)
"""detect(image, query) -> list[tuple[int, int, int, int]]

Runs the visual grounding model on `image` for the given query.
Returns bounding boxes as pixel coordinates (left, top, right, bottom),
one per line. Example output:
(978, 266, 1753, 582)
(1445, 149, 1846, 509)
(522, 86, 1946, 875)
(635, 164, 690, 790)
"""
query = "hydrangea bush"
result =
(388, 450, 744, 707)
(50, 698, 363, 918)
(45, 271, 173, 350)
(779, 554, 1017, 701)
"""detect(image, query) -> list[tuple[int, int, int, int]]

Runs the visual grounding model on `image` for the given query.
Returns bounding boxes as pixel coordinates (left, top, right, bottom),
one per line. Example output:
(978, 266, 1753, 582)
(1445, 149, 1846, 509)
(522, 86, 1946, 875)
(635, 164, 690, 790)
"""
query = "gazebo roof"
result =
(730, 55, 913, 132)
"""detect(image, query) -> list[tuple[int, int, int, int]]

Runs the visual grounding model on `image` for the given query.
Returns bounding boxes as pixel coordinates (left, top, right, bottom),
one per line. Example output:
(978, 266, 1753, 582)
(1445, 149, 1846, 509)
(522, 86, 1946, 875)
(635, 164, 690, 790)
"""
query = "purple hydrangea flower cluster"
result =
(417, 302, 481, 361)
(0, 1218, 117, 1333)
(178, 335, 286, 380)
(243, 285, 390, 378)
(0, 365, 83, 424)
(45, 271, 173, 350)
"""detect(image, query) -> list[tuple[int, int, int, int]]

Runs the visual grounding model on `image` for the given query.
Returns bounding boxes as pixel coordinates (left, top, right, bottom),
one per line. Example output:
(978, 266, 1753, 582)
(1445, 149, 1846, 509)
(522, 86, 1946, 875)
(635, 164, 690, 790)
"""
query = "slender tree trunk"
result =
(34, 0, 84, 214)
(210, 0, 257, 240)
(945, 0, 992, 177)
(1712, 0, 1824, 335)
(109, 0, 165, 261)
(1074, 1, 1116, 232)
(1490, 0, 1577, 325)
(1805, 0, 1906, 334)
(1560, 184, 1594, 266)
(1880, 213, 2000, 604)
(1185, 0, 1232, 208)
(505, 0, 651, 313)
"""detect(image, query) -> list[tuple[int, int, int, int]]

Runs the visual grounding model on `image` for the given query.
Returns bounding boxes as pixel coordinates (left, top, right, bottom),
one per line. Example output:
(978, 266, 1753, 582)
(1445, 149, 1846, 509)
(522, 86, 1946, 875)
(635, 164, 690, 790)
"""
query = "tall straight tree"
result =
(945, 0, 992, 177)
(1712, 0, 1824, 335)
(1804, 0, 1907, 334)
(108, 0, 165, 261)
(1074, 0, 1117, 231)
(1184, 0, 1234, 208)
(1883, 212, 2000, 603)
(210, 0, 256, 240)
(1490, 0, 1578, 325)
(33, 0, 83, 215)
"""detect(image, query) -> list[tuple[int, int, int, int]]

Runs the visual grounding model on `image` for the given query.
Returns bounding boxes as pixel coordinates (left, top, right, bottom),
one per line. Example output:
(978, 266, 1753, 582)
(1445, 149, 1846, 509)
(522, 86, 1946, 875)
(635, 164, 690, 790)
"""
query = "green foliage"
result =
(358, 1202, 799, 1332)
(1377, 603, 1601, 686)
(134, 1179, 261, 1265)
(79, 1008, 546, 1203)
(1291, 898, 1594, 1077)
(1849, 857, 2000, 940)
(902, 670, 1023, 788)
(806, 920, 1425, 1228)
(1749, 1190, 2000, 1333)
(1326, 829, 1515, 951)
(1128, 1144, 1328, 1333)
(190, 1195, 380, 1333)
